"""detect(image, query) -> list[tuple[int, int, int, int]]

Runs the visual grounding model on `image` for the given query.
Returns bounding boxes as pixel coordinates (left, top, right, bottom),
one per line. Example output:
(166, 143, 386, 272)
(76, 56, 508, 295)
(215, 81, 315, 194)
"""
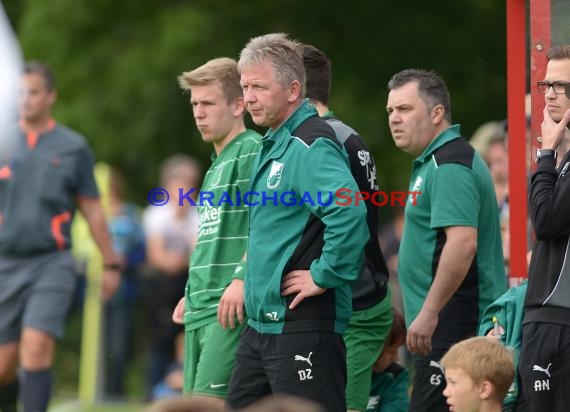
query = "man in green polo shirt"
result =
(171, 57, 261, 409)
(386, 69, 506, 412)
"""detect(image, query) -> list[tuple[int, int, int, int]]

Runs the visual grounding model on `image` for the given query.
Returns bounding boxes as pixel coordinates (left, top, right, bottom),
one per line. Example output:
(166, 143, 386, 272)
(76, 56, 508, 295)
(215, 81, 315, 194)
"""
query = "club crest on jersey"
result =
(267, 161, 284, 189)
(409, 176, 423, 203)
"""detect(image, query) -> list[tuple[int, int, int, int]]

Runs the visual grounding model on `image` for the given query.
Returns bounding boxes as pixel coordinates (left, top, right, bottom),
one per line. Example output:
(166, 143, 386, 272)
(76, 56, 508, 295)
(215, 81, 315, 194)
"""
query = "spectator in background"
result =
(0, 61, 121, 412)
(469, 120, 506, 157)
(485, 133, 509, 211)
(386, 68, 506, 411)
(142, 155, 200, 395)
(469, 120, 509, 210)
(151, 331, 184, 401)
(484, 133, 510, 274)
(366, 308, 409, 412)
(103, 167, 145, 399)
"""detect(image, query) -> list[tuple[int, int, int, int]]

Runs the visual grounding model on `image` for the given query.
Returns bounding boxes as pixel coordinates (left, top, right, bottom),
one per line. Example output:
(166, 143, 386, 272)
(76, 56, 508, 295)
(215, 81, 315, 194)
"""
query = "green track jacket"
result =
(479, 280, 527, 408)
(245, 100, 368, 335)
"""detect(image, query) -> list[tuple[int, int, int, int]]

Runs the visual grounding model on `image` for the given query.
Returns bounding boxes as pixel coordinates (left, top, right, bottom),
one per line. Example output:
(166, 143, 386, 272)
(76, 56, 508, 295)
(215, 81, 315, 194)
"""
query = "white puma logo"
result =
(430, 360, 444, 374)
(533, 363, 552, 378)
(294, 352, 313, 367)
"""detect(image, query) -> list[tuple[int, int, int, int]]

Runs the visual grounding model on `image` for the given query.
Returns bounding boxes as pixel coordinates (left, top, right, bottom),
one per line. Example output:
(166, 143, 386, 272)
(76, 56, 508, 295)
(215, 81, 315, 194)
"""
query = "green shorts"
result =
(345, 288, 393, 411)
(183, 320, 245, 398)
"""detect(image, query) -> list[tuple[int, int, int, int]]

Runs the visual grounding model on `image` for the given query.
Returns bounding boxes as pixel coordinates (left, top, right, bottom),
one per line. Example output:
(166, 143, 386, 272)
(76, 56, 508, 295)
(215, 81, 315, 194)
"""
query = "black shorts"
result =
(408, 347, 449, 412)
(226, 326, 346, 412)
(0, 251, 76, 343)
(515, 322, 570, 412)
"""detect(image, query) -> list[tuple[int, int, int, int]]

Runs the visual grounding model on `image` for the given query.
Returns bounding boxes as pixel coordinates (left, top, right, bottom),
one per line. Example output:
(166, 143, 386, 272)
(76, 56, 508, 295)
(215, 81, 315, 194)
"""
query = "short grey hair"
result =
(238, 33, 306, 98)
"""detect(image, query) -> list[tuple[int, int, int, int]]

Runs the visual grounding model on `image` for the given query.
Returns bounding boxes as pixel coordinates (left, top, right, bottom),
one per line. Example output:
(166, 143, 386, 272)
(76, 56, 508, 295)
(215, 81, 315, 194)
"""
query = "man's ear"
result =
(287, 80, 301, 103)
(48, 90, 57, 106)
(431, 104, 445, 126)
(479, 380, 494, 401)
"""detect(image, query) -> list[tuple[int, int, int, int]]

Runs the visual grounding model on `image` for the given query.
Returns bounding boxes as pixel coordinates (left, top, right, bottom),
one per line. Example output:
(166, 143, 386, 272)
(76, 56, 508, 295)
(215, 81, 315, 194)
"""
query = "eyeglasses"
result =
(537, 81, 569, 94)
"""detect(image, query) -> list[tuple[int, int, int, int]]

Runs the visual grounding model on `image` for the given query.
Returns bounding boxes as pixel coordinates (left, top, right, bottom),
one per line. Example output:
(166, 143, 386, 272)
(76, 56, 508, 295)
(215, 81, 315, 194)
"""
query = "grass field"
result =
(52, 298, 151, 412)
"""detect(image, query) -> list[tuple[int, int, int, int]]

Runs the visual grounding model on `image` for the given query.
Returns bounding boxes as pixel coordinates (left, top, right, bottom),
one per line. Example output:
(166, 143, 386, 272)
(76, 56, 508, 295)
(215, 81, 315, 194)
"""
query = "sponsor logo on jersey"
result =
(198, 204, 221, 237)
(357, 149, 379, 191)
(409, 176, 424, 204)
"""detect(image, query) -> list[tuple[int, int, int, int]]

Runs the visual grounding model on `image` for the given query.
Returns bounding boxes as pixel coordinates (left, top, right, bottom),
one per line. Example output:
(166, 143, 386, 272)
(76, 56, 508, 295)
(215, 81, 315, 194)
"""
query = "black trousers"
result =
(515, 322, 570, 412)
(226, 326, 346, 412)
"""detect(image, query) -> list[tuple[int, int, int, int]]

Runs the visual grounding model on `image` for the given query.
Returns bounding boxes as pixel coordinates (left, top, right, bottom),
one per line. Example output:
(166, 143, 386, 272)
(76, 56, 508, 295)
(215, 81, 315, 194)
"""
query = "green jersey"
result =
(367, 363, 409, 412)
(183, 130, 261, 330)
(398, 125, 506, 346)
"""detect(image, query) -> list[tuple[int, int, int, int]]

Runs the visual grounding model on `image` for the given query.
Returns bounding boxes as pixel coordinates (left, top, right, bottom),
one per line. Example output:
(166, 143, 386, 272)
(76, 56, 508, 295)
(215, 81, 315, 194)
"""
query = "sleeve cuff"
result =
(232, 261, 246, 280)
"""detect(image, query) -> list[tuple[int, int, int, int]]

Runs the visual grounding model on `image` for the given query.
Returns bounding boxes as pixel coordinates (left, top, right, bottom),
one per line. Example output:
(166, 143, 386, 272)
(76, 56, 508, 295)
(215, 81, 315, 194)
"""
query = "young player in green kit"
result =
(172, 57, 261, 409)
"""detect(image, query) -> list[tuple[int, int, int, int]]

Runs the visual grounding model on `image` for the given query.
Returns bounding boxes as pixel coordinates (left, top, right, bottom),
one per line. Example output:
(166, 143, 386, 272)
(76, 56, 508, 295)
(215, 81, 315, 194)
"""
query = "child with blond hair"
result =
(441, 336, 514, 412)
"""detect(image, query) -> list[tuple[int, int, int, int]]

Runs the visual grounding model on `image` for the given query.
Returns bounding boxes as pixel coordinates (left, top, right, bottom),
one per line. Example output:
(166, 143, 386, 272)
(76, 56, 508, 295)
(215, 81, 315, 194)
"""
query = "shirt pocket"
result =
(39, 158, 68, 205)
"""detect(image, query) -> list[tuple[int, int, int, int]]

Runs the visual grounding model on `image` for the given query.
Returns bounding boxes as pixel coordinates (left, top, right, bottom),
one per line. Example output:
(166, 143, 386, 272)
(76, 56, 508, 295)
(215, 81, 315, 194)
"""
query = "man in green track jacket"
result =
(226, 33, 368, 412)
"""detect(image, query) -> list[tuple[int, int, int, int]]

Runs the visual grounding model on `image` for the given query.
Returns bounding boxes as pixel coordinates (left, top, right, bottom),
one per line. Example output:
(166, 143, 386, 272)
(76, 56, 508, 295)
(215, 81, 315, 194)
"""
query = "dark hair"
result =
(546, 45, 570, 61)
(388, 68, 452, 123)
(302, 44, 331, 105)
(23, 61, 56, 91)
(386, 307, 407, 347)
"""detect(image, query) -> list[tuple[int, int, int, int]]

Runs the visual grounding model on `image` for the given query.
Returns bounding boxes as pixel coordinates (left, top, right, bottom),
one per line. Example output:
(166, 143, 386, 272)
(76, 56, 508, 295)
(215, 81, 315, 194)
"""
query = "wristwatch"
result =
(536, 148, 557, 162)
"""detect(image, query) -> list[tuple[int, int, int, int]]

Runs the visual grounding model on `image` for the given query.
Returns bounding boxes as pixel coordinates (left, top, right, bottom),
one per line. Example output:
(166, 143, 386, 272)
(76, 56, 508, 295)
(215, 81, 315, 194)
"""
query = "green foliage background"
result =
(6, 0, 506, 207)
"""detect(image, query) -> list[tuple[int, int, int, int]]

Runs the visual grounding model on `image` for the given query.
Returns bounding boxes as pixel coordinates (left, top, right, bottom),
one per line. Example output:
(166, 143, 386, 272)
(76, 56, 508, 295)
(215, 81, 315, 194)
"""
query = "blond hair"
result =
(238, 33, 306, 98)
(441, 336, 515, 402)
(178, 57, 242, 103)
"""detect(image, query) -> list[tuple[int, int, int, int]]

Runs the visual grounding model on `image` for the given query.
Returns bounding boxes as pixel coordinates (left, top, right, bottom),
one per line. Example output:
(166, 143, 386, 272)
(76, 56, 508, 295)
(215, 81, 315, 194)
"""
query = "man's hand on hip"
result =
(281, 270, 326, 310)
